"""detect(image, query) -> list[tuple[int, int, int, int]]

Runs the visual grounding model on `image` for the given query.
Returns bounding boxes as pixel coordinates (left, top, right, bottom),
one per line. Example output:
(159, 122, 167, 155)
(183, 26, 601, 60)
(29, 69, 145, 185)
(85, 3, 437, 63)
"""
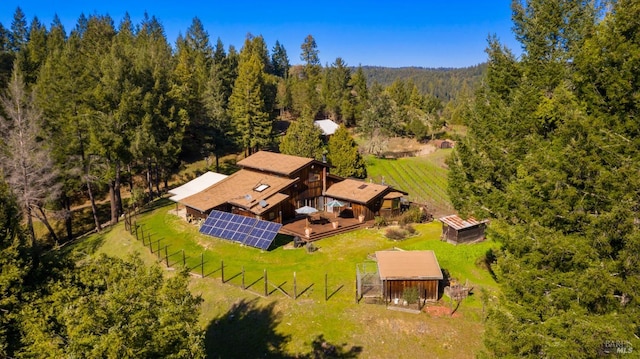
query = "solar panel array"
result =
(199, 210, 282, 250)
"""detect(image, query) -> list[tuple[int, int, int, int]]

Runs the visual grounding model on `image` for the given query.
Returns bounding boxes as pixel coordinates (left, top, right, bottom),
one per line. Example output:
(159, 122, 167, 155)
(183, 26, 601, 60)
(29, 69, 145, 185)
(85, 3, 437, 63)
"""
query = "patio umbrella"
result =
(325, 199, 346, 217)
(325, 199, 345, 208)
(295, 205, 318, 215)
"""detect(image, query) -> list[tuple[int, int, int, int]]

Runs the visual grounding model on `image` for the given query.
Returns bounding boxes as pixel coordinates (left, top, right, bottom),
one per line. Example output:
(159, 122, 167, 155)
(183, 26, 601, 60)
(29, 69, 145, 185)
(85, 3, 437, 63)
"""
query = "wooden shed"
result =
(376, 250, 443, 303)
(439, 214, 487, 244)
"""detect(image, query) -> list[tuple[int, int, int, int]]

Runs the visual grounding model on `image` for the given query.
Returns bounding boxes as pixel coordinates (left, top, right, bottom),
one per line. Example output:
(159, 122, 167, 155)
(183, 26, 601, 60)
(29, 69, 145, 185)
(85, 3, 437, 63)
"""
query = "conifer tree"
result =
(0, 178, 31, 357)
(172, 17, 212, 158)
(229, 53, 272, 155)
(271, 40, 289, 78)
(321, 57, 352, 123)
(9, 7, 27, 53)
(448, 1, 640, 356)
(279, 117, 324, 159)
(327, 125, 366, 178)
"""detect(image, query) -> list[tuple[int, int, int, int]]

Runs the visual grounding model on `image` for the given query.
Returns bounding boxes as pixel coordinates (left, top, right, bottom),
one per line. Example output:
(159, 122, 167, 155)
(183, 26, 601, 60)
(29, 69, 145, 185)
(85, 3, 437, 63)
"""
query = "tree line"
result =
(448, 0, 640, 356)
(0, 8, 457, 250)
(357, 64, 486, 102)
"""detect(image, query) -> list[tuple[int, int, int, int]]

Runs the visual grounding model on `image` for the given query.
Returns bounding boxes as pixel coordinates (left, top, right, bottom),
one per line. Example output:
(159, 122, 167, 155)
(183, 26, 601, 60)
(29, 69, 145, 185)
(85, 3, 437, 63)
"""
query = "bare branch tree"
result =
(0, 66, 60, 248)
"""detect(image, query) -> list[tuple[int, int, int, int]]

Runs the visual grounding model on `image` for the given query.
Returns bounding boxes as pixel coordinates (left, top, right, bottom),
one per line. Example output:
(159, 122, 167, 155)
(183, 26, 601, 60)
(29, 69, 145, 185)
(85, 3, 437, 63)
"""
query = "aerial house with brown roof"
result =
(178, 151, 332, 222)
(324, 179, 408, 221)
(439, 214, 488, 244)
(376, 250, 443, 303)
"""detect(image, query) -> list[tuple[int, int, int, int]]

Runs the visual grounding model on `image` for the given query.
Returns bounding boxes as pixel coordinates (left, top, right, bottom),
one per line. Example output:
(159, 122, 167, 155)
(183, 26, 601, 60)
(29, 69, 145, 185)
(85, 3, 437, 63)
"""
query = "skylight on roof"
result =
(254, 184, 270, 192)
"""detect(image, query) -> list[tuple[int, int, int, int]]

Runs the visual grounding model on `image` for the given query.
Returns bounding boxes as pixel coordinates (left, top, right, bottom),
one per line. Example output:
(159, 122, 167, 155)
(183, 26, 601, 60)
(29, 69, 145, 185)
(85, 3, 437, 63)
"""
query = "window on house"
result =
(309, 172, 320, 182)
(254, 184, 270, 192)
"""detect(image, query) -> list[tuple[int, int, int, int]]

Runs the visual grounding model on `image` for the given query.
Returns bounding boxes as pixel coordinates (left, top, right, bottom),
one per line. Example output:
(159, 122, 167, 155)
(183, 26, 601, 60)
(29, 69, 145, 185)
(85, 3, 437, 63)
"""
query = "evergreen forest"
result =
(1, 0, 639, 357)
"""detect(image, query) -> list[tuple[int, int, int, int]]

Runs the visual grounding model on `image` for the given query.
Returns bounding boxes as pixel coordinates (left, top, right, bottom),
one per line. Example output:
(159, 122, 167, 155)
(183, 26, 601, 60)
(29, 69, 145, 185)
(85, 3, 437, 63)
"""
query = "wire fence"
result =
(125, 211, 348, 302)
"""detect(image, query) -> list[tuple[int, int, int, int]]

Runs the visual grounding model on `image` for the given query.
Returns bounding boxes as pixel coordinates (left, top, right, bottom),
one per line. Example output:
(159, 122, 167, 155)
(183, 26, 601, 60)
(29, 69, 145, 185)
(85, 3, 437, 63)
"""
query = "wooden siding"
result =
(186, 158, 335, 225)
(383, 279, 440, 302)
(186, 206, 207, 220)
(442, 223, 486, 243)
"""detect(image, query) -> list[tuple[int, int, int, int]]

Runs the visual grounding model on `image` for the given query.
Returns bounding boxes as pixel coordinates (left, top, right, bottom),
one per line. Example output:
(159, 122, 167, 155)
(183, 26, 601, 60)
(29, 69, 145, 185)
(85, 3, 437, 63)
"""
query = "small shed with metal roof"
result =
(439, 214, 488, 244)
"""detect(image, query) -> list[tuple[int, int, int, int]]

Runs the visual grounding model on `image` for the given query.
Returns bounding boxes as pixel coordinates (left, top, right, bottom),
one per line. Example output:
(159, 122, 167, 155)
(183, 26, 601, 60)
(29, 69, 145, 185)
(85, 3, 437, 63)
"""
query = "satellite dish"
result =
(244, 194, 253, 201)
(259, 200, 268, 208)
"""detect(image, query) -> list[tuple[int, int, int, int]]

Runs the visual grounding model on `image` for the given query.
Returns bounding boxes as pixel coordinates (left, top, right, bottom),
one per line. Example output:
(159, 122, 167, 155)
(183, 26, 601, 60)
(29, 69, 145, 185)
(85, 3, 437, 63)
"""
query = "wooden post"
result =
(134, 221, 138, 240)
(264, 269, 268, 297)
(201, 253, 204, 278)
(221, 261, 225, 283)
(156, 240, 161, 259)
(242, 266, 245, 289)
(325, 273, 328, 301)
(164, 245, 169, 267)
(450, 294, 454, 316)
(148, 234, 152, 251)
(182, 250, 185, 267)
(140, 225, 145, 242)
(293, 272, 297, 300)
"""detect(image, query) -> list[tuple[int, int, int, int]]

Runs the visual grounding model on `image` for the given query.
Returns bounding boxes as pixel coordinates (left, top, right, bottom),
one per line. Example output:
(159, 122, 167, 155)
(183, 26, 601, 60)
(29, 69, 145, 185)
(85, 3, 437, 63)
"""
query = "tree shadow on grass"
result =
(205, 299, 363, 358)
(205, 299, 290, 358)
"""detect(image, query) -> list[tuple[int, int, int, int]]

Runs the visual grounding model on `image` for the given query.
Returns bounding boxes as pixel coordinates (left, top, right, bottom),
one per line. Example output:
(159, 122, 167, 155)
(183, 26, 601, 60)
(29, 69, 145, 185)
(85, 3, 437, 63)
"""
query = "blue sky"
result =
(0, 1, 521, 68)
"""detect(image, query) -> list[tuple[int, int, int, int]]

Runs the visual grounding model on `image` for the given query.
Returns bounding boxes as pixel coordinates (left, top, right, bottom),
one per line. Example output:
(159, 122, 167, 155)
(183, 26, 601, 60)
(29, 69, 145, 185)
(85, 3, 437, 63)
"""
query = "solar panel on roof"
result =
(199, 210, 281, 250)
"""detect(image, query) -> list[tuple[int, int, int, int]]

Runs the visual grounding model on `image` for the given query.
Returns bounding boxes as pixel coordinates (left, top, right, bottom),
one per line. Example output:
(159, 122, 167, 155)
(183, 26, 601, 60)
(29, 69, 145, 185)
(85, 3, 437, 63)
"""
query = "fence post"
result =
(264, 269, 268, 297)
(201, 253, 204, 278)
(165, 245, 169, 267)
(134, 221, 138, 240)
(242, 266, 245, 289)
(293, 272, 297, 300)
(140, 225, 145, 243)
(156, 240, 161, 259)
(221, 260, 224, 283)
(182, 250, 185, 268)
(148, 234, 152, 251)
(325, 273, 328, 301)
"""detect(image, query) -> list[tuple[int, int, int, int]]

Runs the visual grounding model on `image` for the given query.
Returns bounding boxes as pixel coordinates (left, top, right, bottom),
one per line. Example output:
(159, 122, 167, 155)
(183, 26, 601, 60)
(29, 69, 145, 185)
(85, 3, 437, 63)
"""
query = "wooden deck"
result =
(280, 211, 372, 241)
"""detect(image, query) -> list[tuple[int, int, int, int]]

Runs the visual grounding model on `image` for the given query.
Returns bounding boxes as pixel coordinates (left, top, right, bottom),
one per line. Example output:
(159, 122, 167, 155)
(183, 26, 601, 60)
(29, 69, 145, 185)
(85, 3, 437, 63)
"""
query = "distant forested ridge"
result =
(356, 64, 487, 101)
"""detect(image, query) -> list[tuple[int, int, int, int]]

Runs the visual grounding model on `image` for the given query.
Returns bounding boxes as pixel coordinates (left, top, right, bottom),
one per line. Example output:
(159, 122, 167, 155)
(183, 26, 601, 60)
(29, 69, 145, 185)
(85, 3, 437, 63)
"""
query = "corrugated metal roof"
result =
(376, 250, 443, 280)
(168, 172, 228, 202)
(438, 214, 487, 230)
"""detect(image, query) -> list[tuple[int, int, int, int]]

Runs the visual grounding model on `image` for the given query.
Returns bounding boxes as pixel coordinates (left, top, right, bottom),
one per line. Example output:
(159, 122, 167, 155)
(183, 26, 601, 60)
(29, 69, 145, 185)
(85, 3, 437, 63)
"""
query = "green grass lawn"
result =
(75, 199, 499, 358)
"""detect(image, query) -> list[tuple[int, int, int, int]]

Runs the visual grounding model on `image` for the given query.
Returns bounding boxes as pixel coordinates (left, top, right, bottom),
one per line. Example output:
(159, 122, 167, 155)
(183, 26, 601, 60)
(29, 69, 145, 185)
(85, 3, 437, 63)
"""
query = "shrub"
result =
(402, 224, 416, 235)
(385, 228, 406, 240)
(374, 216, 387, 228)
(398, 207, 426, 225)
(403, 287, 419, 304)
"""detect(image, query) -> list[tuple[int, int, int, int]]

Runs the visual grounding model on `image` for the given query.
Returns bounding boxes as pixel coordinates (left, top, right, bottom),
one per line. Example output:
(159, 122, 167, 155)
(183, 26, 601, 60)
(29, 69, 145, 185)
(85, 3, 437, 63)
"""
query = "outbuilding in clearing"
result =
(376, 250, 443, 304)
(439, 214, 488, 244)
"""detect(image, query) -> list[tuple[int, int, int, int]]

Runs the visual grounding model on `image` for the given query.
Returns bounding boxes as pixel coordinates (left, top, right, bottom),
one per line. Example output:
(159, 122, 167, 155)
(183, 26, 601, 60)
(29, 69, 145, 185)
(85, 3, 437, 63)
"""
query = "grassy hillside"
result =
(366, 150, 453, 216)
